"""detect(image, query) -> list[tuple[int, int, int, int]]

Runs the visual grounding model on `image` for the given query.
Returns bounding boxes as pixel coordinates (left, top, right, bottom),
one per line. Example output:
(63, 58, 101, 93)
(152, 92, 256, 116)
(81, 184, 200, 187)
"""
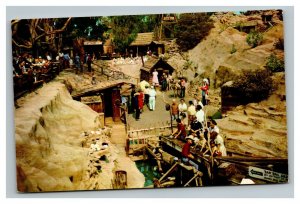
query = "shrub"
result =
(246, 30, 263, 48)
(175, 13, 214, 51)
(266, 54, 285, 72)
(230, 44, 237, 54)
(233, 69, 273, 103)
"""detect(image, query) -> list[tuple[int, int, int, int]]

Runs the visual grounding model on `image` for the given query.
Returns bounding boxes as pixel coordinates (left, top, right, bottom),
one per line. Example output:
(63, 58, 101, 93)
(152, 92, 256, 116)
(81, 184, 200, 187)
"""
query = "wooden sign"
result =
(248, 166, 288, 183)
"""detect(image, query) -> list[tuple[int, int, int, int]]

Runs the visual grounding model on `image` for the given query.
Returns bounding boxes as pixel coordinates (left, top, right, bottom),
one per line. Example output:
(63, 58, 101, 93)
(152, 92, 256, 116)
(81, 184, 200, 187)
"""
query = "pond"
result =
(135, 160, 162, 187)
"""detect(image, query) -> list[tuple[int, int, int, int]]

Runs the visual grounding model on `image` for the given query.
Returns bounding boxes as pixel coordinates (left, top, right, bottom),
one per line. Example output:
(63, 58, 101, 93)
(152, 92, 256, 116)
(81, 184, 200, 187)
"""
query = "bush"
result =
(266, 54, 285, 72)
(246, 30, 263, 48)
(175, 13, 214, 51)
(233, 69, 273, 103)
(230, 44, 237, 54)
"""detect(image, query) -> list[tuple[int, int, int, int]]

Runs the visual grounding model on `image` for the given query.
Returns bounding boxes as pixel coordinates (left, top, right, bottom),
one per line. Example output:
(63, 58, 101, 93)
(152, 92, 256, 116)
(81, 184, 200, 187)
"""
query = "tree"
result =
(174, 13, 214, 51)
(11, 18, 72, 56)
(108, 14, 161, 53)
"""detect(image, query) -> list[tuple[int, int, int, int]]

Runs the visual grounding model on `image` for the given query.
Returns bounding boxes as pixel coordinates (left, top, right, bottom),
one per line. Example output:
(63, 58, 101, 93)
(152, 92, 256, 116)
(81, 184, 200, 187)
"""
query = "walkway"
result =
(127, 89, 194, 131)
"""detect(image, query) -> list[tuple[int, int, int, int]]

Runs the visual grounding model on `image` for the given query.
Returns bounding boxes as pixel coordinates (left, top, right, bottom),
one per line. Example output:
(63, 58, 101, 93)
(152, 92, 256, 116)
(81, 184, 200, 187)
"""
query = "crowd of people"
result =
(12, 50, 98, 97)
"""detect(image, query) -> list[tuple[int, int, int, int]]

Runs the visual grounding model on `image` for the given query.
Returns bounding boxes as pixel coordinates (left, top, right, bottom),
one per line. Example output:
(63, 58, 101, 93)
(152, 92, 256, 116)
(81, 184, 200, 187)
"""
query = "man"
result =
(182, 135, 198, 170)
(195, 105, 205, 125)
(171, 118, 187, 141)
(178, 98, 187, 116)
(180, 78, 186, 98)
(87, 54, 92, 72)
(134, 92, 140, 120)
(74, 53, 81, 73)
(189, 115, 202, 138)
(170, 99, 179, 121)
(187, 101, 196, 126)
(148, 86, 157, 111)
(144, 86, 150, 106)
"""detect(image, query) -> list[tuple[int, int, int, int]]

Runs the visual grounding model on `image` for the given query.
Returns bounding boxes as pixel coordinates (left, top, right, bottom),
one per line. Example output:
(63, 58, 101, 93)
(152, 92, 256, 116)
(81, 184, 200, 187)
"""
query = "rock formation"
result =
(15, 81, 144, 192)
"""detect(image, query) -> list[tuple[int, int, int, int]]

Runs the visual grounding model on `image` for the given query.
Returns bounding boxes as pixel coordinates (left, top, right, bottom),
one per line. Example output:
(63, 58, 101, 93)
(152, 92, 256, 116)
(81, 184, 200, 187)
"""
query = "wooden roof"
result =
(72, 79, 135, 98)
(84, 40, 103, 46)
(130, 32, 154, 46)
(141, 56, 174, 72)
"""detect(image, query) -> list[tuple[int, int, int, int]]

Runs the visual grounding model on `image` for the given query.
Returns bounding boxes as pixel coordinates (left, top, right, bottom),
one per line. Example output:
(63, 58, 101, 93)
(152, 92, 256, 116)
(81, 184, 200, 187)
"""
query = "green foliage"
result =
(69, 17, 109, 40)
(230, 44, 237, 54)
(233, 69, 274, 102)
(109, 15, 161, 53)
(246, 30, 263, 48)
(174, 13, 214, 51)
(266, 54, 285, 72)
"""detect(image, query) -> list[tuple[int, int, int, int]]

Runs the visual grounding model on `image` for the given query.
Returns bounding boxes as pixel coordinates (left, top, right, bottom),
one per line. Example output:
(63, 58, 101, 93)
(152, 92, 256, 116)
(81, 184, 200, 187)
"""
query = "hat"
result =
(186, 135, 194, 141)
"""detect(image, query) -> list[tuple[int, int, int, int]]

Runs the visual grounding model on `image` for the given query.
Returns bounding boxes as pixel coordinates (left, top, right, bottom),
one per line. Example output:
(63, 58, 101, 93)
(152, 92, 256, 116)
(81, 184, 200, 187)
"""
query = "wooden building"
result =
(83, 40, 103, 59)
(140, 56, 175, 82)
(233, 21, 257, 33)
(129, 32, 165, 57)
(72, 79, 135, 122)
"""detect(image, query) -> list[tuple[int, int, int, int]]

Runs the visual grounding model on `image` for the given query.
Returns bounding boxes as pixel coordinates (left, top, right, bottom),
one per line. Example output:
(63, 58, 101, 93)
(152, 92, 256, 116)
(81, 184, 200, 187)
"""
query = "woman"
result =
(200, 78, 209, 106)
(152, 69, 159, 86)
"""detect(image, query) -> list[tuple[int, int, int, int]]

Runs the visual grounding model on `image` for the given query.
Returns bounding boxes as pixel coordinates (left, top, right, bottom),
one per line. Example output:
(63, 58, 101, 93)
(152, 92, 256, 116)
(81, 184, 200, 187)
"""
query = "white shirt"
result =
(209, 125, 220, 134)
(196, 109, 205, 123)
(178, 103, 187, 113)
(187, 105, 196, 116)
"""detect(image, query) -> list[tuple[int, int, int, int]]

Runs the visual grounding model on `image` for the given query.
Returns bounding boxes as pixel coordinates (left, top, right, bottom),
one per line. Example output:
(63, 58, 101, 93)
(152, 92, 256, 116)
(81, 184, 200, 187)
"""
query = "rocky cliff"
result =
(15, 81, 144, 192)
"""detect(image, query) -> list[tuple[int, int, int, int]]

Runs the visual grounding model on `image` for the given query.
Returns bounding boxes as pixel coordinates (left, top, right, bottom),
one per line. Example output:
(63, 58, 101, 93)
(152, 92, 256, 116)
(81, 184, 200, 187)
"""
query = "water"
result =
(135, 160, 162, 187)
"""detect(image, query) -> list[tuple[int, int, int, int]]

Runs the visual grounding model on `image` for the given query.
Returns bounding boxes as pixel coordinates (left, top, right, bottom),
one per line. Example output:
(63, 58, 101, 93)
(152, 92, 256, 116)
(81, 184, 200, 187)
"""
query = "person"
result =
(187, 101, 196, 126)
(74, 53, 81, 73)
(161, 73, 167, 91)
(138, 89, 144, 112)
(148, 86, 157, 111)
(193, 94, 199, 107)
(189, 115, 202, 138)
(63, 53, 70, 69)
(134, 91, 140, 120)
(200, 78, 209, 106)
(87, 54, 92, 72)
(180, 78, 186, 98)
(144, 85, 150, 106)
(170, 99, 179, 121)
(171, 118, 187, 141)
(209, 119, 220, 134)
(181, 135, 198, 170)
(152, 69, 159, 86)
(178, 98, 187, 117)
(166, 74, 172, 91)
(195, 105, 205, 125)
(213, 136, 227, 157)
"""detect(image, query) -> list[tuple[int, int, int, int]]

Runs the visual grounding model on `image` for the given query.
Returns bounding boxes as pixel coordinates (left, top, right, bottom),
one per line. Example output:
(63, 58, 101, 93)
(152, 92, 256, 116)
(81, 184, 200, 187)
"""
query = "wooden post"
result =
(184, 172, 200, 187)
(158, 162, 178, 182)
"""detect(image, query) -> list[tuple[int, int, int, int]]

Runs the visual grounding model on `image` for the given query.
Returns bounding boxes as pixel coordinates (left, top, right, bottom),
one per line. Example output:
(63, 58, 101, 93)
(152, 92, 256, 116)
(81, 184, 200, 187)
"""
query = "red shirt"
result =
(138, 92, 144, 109)
(177, 123, 187, 137)
(182, 142, 191, 158)
(201, 85, 209, 94)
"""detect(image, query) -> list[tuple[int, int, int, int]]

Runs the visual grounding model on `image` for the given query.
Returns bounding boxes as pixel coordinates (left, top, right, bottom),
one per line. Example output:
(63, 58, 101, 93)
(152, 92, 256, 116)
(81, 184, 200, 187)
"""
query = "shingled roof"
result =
(141, 56, 174, 73)
(130, 32, 154, 46)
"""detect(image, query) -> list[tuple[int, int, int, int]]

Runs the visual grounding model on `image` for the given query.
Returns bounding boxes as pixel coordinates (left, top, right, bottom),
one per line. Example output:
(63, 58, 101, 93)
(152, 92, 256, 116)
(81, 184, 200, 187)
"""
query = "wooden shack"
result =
(234, 21, 257, 33)
(140, 56, 175, 82)
(84, 40, 103, 58)
(129, 32, 165, 57)
(72, 79, 135, 122)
